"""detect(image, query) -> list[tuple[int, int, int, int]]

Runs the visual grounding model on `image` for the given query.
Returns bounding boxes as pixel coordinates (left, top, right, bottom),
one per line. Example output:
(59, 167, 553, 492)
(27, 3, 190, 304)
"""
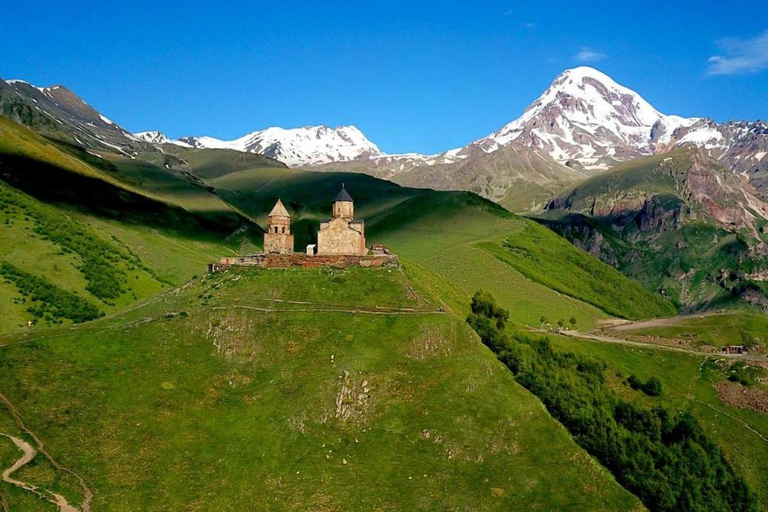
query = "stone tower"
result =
(332, 184, 355, 221)
(263, 199, 294, 254)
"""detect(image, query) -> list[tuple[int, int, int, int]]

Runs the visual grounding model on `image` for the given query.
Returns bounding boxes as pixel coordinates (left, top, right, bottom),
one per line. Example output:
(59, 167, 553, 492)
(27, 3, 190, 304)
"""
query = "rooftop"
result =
(334, 185, 354, 203)
(268, 198, 290, 217)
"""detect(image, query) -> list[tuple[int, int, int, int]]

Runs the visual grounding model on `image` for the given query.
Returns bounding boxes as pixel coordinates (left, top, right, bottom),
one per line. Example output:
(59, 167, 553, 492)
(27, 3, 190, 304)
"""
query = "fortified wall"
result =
(210, 253, 398, 272)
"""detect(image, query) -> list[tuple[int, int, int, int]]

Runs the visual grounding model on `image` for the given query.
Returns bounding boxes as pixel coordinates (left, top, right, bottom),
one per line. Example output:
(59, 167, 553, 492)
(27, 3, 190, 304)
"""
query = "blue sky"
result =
(1, 1, 767, 154)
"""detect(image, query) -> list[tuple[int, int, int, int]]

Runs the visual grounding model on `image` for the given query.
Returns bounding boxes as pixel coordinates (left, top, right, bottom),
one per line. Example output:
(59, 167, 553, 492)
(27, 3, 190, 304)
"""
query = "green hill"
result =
(366, 191, 675, 322)
(0, 268, 642, 511)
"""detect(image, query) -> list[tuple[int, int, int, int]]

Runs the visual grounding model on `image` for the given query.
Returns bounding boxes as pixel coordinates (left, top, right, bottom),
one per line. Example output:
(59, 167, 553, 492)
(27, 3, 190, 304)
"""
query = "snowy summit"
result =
(174, 125, 382, 167)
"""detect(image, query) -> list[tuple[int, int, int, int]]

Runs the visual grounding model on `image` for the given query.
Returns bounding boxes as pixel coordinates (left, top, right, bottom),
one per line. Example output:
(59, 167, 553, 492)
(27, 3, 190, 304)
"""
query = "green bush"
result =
(467, 290, 757, 512)
(1, 262, 103, 323)
(628, 374, 663, 397)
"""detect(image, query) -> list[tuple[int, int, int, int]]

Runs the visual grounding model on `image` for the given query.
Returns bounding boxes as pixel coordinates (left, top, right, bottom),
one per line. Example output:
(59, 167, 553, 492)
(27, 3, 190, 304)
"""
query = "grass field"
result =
(605, 312, 768, 352)
(0, 180, 166, 332)
(3, 112, 763, 510)
(367, 191, 673, 327)
(0, 268, 642, 511)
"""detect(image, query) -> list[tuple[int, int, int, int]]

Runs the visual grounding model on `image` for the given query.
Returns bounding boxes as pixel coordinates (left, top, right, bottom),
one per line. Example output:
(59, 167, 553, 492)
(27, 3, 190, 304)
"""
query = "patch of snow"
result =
(677, 126, 725, 149)
(134, 131, 172, 144)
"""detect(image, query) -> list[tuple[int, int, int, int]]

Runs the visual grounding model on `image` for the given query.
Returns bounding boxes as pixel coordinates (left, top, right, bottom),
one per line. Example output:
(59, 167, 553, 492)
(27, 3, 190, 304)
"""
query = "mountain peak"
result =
(134, 131, 172, 144)
(173, 124, 382, 167)
(475, 67, 678, 170)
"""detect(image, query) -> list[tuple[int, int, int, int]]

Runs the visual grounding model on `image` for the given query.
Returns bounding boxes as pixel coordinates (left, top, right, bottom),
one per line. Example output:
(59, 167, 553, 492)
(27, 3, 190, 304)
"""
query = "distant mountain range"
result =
(126, 67, 768, 210)
(4, 68, 766, 207)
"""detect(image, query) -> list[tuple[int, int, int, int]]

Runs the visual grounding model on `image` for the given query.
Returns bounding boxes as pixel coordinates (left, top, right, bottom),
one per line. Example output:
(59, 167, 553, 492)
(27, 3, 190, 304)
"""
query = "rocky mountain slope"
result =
(0, 76, 142, 157)
(540, 148, 768, 311)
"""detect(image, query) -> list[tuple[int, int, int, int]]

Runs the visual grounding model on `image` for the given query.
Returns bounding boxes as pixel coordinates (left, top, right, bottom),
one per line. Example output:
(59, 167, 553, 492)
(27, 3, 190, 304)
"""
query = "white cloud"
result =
(574, 47, 607, 63)
(522, 22, 535, 30)
(706, 29, 768, 76)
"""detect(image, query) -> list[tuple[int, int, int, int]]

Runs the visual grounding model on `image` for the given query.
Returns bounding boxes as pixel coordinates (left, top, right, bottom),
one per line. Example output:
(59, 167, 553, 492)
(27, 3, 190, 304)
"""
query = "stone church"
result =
(316, 186, 366, 255)
(264, 186, 366, 256)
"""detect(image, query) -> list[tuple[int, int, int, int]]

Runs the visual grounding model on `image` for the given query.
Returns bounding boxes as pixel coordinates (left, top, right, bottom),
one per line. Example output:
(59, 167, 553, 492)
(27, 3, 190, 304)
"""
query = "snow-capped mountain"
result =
(134, 130, 173, 144)
(473, 67, 697, 170)
(174, 125, 382, 167)
(655, 119, 768, 182)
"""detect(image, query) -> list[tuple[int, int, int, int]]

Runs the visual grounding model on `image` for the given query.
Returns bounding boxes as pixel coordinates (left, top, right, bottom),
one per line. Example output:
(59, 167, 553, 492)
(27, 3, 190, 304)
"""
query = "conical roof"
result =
(334, 185, 354, 202)
(268, 199, 290, 217)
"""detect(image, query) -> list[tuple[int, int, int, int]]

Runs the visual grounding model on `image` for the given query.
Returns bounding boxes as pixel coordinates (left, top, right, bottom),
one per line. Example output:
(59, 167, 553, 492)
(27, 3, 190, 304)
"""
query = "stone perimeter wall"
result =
(210, 254, 398, 272)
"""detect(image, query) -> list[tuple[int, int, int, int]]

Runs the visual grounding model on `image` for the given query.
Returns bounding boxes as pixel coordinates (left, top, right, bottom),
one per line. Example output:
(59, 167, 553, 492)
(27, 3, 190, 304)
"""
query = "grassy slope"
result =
(366, 191, 674, 325)
(479, 221, 677, 320)
(544, 331, 768, 509)
(204, 163, 671, 326)
(0, 117, 256, 236)
(0, 268, 641, 511)
(0, 118, 264, 332)
(0, 180, 165, 332)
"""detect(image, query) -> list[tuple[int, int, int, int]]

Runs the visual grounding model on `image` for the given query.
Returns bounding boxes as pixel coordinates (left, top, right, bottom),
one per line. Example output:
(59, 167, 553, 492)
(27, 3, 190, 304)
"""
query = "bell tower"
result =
(263, 199, 294, 254)
(332, 184, 354, 221)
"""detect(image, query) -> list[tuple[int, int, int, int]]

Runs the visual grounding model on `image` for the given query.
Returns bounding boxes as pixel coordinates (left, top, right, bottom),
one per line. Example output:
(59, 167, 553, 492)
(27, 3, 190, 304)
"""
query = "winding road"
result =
(0, 433, 79, 511)
(0, 392, 91, 512)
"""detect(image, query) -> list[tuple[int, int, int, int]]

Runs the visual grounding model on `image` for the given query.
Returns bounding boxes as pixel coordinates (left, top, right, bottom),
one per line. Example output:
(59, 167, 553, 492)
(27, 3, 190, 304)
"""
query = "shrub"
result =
(1, 262, 103, 323)
(467, 290, 757, 512)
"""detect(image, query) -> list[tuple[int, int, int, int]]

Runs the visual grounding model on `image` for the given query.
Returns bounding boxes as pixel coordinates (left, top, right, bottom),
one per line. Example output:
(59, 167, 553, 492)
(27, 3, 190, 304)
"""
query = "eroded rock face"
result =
(542, 149, 768, 310)
(636, 196, 684, 233)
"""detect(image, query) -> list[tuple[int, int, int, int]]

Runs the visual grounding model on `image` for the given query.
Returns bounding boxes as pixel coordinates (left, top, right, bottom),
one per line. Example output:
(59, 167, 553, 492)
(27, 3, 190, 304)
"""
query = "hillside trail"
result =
(558, 330, 768, 444)
(0, 393, 92, 512)
(554, 329, 740, 358)
(0, 433, 80, 511)
(604, 311, 731, 332)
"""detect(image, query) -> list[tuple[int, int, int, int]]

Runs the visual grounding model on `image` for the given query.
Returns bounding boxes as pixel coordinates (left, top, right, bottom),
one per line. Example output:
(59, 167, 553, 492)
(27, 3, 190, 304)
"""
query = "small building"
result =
(371, 244, 391, 255)
(722, 345, 747, 355)
(316, 185, 366, 256)
(263, 199, 294, 254)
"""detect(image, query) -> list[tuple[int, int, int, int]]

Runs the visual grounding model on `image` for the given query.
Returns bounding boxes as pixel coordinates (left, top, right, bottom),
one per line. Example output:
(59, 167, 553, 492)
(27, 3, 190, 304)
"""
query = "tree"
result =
(557, 318, 565, 329)
(569, 316, 577, 329)
(539, 315, 549, 329)
(642, 377, 663, 397)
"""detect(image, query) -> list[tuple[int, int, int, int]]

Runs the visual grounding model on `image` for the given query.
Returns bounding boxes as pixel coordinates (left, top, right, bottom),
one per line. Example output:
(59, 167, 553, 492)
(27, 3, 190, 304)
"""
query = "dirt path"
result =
(0, 393, 92, 512)
(555, 329, 737, 358)
(213, 305, 445, 316)
(607, 311, 730, 332)
(0, 433, 80, 511)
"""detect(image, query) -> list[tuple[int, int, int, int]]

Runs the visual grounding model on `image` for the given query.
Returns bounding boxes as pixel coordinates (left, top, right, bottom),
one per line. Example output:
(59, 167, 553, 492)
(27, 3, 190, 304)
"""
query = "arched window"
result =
(281, 227, 285, 233)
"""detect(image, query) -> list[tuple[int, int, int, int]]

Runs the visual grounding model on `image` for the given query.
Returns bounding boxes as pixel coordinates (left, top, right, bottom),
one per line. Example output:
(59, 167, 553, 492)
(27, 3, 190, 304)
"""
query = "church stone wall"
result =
(211, 253, 398, 271)
(317, 218, 366, 256)
(264, 232, 294, 254)
(332, 201, 354, 220)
